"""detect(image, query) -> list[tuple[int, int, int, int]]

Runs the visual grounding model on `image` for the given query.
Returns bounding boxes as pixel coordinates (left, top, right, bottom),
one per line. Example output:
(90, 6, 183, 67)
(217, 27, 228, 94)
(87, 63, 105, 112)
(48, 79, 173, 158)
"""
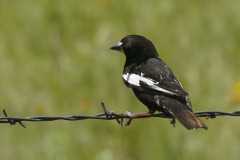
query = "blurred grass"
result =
(0, 0, 240, 159)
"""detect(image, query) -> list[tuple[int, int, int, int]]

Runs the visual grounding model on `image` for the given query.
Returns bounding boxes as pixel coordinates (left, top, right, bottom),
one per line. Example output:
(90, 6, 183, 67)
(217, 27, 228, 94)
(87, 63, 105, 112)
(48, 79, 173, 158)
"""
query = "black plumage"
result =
(110, 35, 207, 130)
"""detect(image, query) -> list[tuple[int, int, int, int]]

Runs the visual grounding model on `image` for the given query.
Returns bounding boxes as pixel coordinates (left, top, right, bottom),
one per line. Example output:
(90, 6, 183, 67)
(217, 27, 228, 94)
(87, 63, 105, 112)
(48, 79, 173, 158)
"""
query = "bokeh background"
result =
(1, 0, 240, 159)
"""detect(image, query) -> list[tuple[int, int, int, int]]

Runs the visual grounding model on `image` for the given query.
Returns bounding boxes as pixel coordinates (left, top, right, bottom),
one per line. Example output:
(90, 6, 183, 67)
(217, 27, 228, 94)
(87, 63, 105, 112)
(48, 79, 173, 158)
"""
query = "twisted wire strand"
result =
(1, 102, 239, 128)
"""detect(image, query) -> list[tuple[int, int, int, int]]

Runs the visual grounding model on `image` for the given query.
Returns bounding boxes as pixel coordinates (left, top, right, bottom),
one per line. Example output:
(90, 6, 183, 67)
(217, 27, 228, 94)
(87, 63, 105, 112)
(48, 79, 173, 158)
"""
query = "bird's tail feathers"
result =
(173, 109, 208, 130)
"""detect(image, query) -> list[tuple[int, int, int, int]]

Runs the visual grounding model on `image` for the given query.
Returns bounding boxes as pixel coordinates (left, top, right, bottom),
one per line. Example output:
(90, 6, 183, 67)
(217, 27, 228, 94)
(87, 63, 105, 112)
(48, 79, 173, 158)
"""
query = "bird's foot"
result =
(119, 111, 153, 126)
(120, 111, 133, 126)
(170, 118, 176, 128)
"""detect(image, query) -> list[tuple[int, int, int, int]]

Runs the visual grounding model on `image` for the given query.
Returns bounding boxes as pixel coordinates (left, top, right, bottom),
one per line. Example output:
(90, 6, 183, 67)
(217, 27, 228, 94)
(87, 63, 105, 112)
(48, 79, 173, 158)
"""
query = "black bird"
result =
(110, 35, 207, 130)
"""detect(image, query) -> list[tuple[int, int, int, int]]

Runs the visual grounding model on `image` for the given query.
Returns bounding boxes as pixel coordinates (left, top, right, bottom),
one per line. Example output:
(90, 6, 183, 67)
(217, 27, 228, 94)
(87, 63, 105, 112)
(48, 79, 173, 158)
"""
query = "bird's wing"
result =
(122, 58, 189, 97)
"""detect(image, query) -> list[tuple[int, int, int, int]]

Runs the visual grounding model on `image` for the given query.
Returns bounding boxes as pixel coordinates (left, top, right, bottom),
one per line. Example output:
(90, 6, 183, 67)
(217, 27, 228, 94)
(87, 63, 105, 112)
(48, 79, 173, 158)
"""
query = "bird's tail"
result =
(173, 109, 208, 130)
(159, 96, 208, 130)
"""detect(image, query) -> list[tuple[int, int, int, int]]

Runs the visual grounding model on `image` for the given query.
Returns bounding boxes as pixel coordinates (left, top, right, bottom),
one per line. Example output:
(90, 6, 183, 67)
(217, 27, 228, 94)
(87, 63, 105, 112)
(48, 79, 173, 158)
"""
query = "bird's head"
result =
(110, 35, 159, 63)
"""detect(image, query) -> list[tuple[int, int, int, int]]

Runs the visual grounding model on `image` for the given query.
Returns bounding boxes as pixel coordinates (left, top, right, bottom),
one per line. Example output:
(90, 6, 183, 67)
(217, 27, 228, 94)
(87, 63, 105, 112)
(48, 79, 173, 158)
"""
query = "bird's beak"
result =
(110, 42, 123, 52)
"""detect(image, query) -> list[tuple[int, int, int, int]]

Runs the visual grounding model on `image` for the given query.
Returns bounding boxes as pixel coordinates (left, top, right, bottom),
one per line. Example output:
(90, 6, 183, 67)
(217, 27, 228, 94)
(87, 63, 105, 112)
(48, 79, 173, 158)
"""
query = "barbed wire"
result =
(1, 102, 240, 128)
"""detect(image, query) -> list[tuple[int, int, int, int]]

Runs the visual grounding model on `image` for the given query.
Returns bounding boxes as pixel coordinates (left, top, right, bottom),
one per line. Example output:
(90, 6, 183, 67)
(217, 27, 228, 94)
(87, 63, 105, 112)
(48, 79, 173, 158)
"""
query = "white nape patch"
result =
(122, 73, 175, 95)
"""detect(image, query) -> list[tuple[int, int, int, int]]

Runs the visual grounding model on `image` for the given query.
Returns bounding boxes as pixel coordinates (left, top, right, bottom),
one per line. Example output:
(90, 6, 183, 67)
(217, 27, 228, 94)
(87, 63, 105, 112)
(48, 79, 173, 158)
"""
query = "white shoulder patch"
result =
(122, 73, 175, 95)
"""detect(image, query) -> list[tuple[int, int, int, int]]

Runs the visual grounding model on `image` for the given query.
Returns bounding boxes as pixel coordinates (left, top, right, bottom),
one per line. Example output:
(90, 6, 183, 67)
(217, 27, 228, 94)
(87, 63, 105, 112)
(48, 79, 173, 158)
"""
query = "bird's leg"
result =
(120, 111, 153, 126)
(170, 117, 176, 128)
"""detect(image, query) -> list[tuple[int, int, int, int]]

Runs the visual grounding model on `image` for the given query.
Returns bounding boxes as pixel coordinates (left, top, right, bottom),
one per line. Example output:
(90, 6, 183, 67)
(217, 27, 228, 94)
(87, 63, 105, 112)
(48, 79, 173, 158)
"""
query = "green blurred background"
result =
(0, 0, 240, 159)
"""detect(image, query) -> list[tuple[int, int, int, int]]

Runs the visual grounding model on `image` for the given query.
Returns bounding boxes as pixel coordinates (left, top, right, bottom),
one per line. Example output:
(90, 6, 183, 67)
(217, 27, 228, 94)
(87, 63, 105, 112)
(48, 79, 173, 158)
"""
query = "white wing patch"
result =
(122, 73, 176, 95)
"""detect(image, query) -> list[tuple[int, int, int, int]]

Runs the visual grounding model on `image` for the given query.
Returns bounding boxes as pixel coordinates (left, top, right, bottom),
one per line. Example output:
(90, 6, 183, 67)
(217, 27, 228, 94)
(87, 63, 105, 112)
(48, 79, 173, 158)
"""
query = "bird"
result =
(110, 35, 207, 130)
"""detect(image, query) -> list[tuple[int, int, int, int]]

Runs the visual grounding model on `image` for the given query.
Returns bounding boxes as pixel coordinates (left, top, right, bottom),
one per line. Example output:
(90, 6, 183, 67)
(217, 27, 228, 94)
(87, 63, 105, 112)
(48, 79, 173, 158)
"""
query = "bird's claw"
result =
(125, 118, 133, 126)
(120, 111, 133, 127)
(121, 111, 133, 117)
(170, 118, 176, 128)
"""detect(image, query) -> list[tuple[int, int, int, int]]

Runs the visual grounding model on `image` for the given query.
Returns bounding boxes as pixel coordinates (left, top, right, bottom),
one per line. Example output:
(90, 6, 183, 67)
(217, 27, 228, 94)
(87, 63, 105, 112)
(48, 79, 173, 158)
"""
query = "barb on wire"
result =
(0, 102, 240, 128)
